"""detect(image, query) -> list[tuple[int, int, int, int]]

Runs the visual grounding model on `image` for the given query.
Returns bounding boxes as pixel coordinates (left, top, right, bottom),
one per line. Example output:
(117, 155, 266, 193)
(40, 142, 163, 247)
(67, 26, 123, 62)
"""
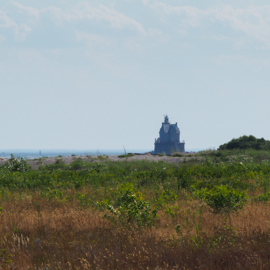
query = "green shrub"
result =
(6, 154, 30, 172)
(219, 135, 270, 150)
(118, 153, 135, 158)
(103, 184, 157, 227)
(55, 159, 63, 164)
(69, 160, 84, 171)
(257, 192, 270, 203)
(41, 159, 67, 171)
(172, 152, 184, 157)
(154, 187, 178, 208)
(0, 248, 12, 268)
(97, 155, 107, 160)
(195, 185, 246, 215)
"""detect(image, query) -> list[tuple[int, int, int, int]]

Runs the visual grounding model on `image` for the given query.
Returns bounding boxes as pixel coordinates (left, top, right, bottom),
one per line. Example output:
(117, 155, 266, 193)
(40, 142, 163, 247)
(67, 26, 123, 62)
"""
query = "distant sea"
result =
(0, 149, 151, 160)
(0, 149, 203, 160)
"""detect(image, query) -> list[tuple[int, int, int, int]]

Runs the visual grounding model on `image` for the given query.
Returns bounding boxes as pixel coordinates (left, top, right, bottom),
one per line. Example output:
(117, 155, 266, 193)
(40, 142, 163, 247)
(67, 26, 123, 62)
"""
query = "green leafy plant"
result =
(118, 153, 135, 158)
(164, 206, 179, 218)
(219, 135, 270, 150)
(195, 185, 246, 215)
(175, 224, 182, 236)
(0, 249, 12, 269)
(155, 187, 177, 208)
(6, 154, 30, 172)
(97, 155, 107, 160)
(69, 159, 85, 171)
(257, 192, 270, 203)
(55, 159, 63, 165)
(172, 152, 184, 157)
(103, 184, 157, 227)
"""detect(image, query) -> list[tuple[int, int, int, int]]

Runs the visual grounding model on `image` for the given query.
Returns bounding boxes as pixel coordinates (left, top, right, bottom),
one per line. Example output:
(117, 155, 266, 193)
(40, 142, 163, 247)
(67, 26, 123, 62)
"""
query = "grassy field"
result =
(1, 150, 270, 269)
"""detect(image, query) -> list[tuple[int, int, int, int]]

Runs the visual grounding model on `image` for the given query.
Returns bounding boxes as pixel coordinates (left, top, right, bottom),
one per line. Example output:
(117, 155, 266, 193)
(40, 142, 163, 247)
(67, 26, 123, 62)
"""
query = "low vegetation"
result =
(219, 135, 270, 150)
(1, 138, 270, 268)
(118, 153, 135, 158)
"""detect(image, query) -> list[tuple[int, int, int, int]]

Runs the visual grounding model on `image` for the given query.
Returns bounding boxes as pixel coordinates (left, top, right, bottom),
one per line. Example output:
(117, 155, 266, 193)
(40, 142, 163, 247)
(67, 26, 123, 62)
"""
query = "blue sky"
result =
(0, 0, 270, 150)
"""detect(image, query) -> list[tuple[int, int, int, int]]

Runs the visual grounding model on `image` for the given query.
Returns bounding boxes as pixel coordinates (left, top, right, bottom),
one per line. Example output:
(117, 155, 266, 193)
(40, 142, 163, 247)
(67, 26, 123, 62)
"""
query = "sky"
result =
(0, 0, 270, 151)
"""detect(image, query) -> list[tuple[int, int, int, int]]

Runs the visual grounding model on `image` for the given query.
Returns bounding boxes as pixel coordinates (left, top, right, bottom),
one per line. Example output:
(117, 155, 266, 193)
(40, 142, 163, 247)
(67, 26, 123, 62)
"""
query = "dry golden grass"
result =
(0, 193, 270, 270)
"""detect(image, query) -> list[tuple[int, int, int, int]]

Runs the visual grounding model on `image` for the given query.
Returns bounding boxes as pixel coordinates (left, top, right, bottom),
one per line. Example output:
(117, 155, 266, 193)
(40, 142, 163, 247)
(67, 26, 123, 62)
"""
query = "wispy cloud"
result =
(148, 2, 270, 45)
(0, 9, 28, 41)
(0, 10, 18, 30)
(2, 1, 270, 49)
(10, 1, 40, 19)
(0, 2, 147, 45)
(41, 3, 147, 35)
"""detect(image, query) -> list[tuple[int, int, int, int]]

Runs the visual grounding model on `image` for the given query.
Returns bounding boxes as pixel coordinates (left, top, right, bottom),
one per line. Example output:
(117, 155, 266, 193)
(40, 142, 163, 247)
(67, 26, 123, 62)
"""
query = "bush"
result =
(103, 184, 157, 227)
(118, 153, 135, 158)
(69, 159, 84, 171)
(219, 135, 270, 151)
(6, 154, 30, 172)
(257, 192, 270, 203)
(195, 185, 246, 215)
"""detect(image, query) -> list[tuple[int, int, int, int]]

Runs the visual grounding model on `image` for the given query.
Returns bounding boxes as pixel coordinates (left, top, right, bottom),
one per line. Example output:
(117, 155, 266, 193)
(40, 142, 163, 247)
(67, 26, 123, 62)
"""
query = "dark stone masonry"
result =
(153, 115, 185, 154)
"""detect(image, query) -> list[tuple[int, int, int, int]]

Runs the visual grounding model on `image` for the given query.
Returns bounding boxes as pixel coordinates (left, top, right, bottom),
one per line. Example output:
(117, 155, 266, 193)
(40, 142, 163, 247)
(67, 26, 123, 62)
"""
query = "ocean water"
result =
(0, 148, 203, 160)
(0, 149, 152, 160)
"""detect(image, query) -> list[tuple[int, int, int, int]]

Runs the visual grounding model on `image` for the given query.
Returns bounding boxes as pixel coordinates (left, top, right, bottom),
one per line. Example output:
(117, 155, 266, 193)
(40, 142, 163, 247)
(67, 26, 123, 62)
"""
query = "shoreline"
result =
(0, 153, 199, 169)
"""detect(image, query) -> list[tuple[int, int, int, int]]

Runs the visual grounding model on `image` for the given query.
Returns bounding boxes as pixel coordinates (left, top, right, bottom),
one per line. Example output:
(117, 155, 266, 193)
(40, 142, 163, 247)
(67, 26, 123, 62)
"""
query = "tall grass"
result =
(1, 152, 270, 268)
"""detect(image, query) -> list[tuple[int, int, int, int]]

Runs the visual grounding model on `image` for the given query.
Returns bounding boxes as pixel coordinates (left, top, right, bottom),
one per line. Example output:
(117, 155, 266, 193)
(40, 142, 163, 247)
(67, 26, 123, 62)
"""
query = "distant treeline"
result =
(219, 135, 270, 150)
